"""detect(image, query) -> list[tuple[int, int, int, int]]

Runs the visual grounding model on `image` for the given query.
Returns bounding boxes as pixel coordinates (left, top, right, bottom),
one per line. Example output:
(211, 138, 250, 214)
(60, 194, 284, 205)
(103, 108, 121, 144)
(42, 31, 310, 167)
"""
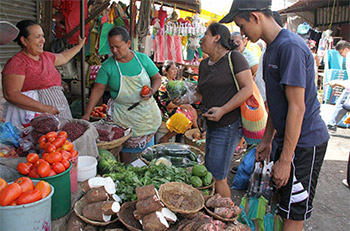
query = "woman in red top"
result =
(1, 20, 85, 126)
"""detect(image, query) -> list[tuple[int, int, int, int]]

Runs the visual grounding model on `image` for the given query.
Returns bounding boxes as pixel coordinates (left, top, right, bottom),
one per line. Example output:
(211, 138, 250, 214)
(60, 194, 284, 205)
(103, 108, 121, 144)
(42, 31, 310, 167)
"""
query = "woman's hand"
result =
(202, 107, 224, 122)
(41, 105, 59, 115)
(141, 87, 155, 100)
(77, 36, 87, 47)
(81, 113, 90, 121)
(172, 97, 183, 106)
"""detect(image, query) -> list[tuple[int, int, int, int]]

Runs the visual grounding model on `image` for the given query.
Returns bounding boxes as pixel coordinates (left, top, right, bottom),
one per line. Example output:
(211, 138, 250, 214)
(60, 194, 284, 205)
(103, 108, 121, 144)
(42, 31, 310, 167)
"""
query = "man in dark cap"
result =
(220, 1, 329, 230)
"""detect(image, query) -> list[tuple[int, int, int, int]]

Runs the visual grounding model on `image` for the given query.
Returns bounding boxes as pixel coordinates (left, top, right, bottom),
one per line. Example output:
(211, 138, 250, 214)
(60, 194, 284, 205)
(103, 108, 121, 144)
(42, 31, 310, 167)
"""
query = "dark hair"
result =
(272, 11, 283, 27)
(207, 23, 238, 50)
(14, 20, 39, 47)
(235, 9, 273, 22)
(162, 60, 176, 75)
(335, 40, 350, 51)
(108, 26, 130, 42)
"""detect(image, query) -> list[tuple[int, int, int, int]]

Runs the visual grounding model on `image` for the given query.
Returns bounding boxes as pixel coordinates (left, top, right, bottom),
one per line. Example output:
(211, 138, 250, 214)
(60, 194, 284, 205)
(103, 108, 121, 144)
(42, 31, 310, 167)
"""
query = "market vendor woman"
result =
(82, 26, 162, 163)
(1, 20, 86, 126)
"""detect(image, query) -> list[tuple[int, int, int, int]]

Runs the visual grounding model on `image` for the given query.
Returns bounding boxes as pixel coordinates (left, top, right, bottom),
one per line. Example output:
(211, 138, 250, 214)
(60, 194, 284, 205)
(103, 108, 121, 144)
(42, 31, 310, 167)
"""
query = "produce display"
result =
(205, 194, 243, 220)
(61, 122, 88, 141)
(30, 114, 60, 143)
(16, 131, 77, 178)
(0, 177, 51, 206)
(90, 104, 107, 118)
(95, 124, 127, 142)
(166, 80, 187, 100)
(0, 145, 17, 157)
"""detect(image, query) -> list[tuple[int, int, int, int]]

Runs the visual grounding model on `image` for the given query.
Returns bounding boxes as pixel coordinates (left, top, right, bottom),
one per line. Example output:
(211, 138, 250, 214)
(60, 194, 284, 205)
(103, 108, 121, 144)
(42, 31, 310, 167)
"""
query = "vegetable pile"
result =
(90, 104, 107, 118)
(61, 122, 88, 141)
(95, 124, 126, 142)
(30, 114, 59, 143)
(0, 177, 51, 206)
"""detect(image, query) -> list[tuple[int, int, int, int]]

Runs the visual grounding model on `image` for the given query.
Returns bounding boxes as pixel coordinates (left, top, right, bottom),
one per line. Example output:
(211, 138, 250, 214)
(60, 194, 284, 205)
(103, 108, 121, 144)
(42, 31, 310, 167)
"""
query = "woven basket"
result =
(158, 182, 204, 214)
(204, 205, 238, 222)
(184, 128, 206, 152)
(118, 201, 142, 231)
(139, 142, 205, 165)
(73, 197, 118, 226)
(196, 179, 215, 190)
(94, 121, 132, 150)
(198, 181, 216, 200)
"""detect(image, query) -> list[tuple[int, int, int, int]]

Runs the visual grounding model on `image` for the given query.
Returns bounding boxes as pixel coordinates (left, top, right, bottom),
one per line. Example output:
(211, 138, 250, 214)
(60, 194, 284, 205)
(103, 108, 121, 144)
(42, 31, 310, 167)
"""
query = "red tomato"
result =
(52, 162, 66, 174)
(51, 138, 65, 148)
(37, 161, 50, 178)
(0, 178, 8, 193)
(25, 162, 34, 170)
(57, 131, 68, 140)
(49, 152, 62, 163)
(62, 141, 73, 152)
(17, 162, 31, 175)
(61, 159, 70, 169)
(0, 183, 23, 206)
(45, 144, 56, 153)
(35, 181, 51, 198)
(60, 150, 72, 160)
(28, 168, 40, 178)
(70, 149, 78, 158)
(16, 189, 42, 205)
(38, 135, 47, 144)
(26, 153, 39, 163)
(46, 131, 57, 139)
(34, 159, 46, 168)
(15, 177, 34, 192)
(47, 169, 56, 177)
(141, 85, 150, 96)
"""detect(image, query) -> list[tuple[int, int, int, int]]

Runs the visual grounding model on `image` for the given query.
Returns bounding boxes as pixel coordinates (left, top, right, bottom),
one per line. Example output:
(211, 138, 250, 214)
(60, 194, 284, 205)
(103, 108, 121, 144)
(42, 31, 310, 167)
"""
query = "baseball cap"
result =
(0, 21, 19, 45)
(220, 0, 272, 23)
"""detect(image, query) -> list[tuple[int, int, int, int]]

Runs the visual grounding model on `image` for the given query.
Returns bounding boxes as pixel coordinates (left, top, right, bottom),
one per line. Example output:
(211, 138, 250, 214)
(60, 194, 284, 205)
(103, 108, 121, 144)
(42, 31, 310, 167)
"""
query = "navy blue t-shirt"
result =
(263, 29, 329, 147)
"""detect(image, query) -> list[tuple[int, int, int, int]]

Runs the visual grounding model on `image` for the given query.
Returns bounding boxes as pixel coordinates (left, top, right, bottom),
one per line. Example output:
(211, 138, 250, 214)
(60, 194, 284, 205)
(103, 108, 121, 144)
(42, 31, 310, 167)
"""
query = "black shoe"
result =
(327, 124, 337, 132)
(231, 166, 238, 174)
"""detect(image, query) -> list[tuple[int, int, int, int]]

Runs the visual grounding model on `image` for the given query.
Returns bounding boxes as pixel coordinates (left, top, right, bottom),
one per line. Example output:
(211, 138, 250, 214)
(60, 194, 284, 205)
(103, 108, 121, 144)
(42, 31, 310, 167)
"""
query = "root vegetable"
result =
(84, 187, 109, 204)
(161, 207, 177, 222)
(205, 194, 222, 208)
(133, 210, 143, 220)
(208, 197, 235, 208)
(82, 202, 112, 222)
(231, 205, 243, 217)
(83, 224, 97, 231)
(136, 195, 163, 215)
(213, 220, 226, 229)
(214, 207, 235, 219)
(135, 184, 157, 200)
(80, 177, 106, 192)
(102, 201, 120, 215)
(111, 194, 122, 203)
(142, 211, 169, 231)
(104, 177, 116, 194)
(66, 213, 85, 231)
(198, 223, 216, 231)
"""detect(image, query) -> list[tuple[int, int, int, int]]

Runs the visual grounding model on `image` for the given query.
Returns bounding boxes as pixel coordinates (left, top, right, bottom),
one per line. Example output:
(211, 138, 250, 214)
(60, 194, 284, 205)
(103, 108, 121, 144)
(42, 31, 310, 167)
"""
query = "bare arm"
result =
(144, 72, 162, 99)
(54, 37, 86, 66)
(204, 69, 253, 121)
(255, 113, 275, 161)
(81, 83, 106, 120)
(250, 64, 259, 79)
(271, 85, 305, 188)
(2, 74, 59, 114)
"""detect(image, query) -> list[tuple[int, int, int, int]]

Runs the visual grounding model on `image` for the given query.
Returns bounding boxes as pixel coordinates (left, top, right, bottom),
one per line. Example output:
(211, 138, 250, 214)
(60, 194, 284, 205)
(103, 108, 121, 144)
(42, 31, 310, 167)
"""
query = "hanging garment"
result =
(153, 35, 183, 63)
(65, 0, 89, 44)
(111, 53, 161, 141)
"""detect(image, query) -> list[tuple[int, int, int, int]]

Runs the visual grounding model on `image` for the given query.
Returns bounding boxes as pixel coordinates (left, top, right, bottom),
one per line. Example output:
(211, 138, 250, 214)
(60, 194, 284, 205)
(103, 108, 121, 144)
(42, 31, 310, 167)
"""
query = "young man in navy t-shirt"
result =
(220, 0, 329, 230)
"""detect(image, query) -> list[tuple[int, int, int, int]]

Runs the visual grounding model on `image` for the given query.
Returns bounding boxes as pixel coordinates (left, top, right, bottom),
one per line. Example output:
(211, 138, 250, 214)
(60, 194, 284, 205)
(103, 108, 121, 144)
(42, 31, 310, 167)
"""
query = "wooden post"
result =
(81, 0, 86, 115)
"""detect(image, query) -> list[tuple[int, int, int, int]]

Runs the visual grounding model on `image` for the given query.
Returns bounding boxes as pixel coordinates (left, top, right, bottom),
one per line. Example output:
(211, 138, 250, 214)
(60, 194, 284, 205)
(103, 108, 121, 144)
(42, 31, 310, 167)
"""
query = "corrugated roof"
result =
(279, 0, 349, 13)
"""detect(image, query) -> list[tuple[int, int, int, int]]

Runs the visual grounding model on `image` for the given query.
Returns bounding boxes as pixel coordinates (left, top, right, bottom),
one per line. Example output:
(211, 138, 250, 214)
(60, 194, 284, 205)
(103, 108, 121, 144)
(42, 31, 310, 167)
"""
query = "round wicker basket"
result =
(158, 182, 204, 214)
(118, 201, 142, 231)
(184, 128, 206, 152)
(139, 142, 205, 165)
(94, 122, 132, 150)
(196, 179, 215, 190)
(73, 197, 118, 226)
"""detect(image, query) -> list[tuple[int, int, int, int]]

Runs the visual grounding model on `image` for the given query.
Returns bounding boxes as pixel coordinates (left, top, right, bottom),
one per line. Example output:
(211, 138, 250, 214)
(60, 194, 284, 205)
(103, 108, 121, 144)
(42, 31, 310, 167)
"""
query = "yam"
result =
(205, 194, 222, 208)
(82, 202, 111, 222)
(197, 223, 216, 231)
(142, 211, 169, 231)
(136, 195, 163, 215)
(83, 224, 97, 231)
(80, 177, 106, 193)
(66, 212, 85, 231)
(213, 220, 226, 229)
(208, 197, 235, 208)
(101, 201, 120, 215)
(214, 207, 235, 219)
(161, 207, 177, 222)
(84, 187, 109, 204)
(110, 194, 122, 203)
(135, 184, 157, 200)
(231, 205, 243, 217)
(133, 210, 143, 220)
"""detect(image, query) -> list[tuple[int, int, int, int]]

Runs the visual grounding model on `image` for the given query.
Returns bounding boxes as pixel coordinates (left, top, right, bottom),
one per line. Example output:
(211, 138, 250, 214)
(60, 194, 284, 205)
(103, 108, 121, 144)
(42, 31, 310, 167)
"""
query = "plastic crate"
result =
(329, 86, 345, 105)
(323, 69, 348, 104)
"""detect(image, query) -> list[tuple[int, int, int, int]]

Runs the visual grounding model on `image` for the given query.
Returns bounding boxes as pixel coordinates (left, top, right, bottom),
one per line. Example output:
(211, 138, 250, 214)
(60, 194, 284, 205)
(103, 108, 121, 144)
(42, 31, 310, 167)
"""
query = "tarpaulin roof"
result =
(279, 0, 350, 13)
(154, 0, 201, 13)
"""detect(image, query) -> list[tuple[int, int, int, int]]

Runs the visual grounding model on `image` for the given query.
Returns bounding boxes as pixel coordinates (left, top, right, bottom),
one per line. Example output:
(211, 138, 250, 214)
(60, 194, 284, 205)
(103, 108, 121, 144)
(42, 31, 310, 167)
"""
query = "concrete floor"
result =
(229, 104, 350, 231)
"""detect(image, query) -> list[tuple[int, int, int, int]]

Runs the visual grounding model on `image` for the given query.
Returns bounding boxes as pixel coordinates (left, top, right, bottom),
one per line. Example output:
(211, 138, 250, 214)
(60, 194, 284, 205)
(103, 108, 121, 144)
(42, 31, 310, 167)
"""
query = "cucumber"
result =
(187, 151, 198, 161)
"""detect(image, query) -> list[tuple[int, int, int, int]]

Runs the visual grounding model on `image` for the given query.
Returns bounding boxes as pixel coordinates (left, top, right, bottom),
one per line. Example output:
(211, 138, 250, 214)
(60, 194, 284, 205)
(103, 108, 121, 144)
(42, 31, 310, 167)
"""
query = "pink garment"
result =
(153, 35, 183, 63)
(157, 7, 167, 28)
(1, 52, 61, 92)
(65, 0, 89, 44)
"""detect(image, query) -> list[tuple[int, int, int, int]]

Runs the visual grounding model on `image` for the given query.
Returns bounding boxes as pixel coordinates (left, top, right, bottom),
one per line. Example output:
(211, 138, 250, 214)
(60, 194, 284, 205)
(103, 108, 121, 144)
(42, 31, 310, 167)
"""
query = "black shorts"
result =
(274, 142, 328, 221)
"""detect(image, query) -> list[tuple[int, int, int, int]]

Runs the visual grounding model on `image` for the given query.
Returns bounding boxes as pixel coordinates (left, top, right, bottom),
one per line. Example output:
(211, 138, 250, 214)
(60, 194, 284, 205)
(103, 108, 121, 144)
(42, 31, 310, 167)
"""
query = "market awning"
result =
(279, 0, 350, 13)
(154, 0, 201, 13)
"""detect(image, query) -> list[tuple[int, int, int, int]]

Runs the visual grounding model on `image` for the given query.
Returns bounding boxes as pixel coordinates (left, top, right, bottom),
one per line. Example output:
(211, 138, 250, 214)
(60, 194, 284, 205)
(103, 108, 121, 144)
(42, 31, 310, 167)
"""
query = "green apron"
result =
(112, 52, 161, 138)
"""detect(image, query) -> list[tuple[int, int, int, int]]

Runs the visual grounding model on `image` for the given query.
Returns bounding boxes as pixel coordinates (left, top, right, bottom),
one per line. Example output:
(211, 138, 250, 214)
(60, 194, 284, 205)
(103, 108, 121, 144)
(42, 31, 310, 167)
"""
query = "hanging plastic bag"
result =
(232, 145, 257, 190)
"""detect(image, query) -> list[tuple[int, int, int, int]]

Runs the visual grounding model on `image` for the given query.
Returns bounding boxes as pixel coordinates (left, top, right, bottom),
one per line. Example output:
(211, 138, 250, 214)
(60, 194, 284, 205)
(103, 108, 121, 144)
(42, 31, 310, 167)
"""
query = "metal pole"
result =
(81, 0, 86, 115)
(130, 0, 134, 49)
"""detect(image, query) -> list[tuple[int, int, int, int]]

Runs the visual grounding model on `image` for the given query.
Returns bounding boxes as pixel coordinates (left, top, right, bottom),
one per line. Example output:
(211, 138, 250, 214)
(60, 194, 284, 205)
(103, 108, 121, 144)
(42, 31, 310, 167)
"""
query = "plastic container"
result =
(35, 164, 72, 220)
(77, 156, 97, 182)
(0, 180, 54, 231)
(70, 156, 78, 192)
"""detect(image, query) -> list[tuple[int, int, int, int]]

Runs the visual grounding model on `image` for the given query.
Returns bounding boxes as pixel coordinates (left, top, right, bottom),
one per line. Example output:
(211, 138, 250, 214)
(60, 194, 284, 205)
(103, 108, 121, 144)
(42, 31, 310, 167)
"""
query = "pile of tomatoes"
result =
(0, 177, 51, 206)
(90, 104, 107, 118)
(16, 131, 78, 178)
